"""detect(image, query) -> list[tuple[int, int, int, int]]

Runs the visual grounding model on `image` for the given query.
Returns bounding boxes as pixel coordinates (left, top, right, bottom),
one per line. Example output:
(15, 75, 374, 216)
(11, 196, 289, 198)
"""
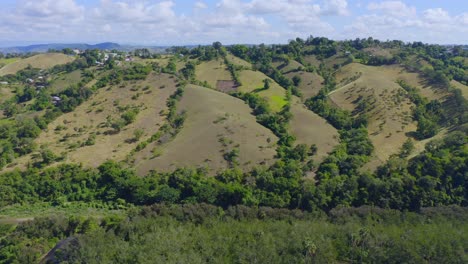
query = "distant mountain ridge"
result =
(0, 42, 122, 53)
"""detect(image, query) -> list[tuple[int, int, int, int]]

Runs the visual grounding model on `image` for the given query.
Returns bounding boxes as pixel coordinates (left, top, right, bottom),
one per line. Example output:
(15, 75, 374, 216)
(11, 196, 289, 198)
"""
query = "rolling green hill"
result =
(0, 53, 75, 76)
(0, 37, 467, 262)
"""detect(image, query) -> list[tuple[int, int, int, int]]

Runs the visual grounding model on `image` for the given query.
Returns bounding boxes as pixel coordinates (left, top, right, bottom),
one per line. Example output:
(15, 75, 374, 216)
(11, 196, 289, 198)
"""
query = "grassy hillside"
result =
(225, 53, 252, 68)
(195, 58, 232, 88)
(285, 70, 324, 99)
(0, 53, 75, 76)
(331, 63, 454, 169)
(289, 98, 339, 162)
(238, 70, 287, 112)
(451, 80, 468, 100)
(134, 84, 278, 175)
(49, 69, 83, 93)
(331, 63, 417, 167)
(8, 73, 177, 170)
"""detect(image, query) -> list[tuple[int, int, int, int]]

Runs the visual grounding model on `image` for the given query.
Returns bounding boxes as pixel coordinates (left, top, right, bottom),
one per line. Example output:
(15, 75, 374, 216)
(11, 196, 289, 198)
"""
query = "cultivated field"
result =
(134, 85, 278, 176)
(0, 53, 75, 76)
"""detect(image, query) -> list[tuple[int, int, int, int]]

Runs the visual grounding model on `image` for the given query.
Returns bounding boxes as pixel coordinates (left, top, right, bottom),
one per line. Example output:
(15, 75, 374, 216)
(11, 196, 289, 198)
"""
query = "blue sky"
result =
(0, 0, 467, 46)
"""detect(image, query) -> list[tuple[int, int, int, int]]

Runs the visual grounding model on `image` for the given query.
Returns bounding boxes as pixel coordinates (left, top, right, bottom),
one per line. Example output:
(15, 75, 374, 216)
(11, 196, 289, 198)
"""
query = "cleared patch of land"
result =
(8, 73, 177, 170)
(134, 85, 278, 176)
(289, 97, 339, 162)
(195, 59, 232, 88)
(49, 70, 83, 93)
(238, 70, 287, 112)
(362, 47, 395, 58)
(0, 53, 75, 76)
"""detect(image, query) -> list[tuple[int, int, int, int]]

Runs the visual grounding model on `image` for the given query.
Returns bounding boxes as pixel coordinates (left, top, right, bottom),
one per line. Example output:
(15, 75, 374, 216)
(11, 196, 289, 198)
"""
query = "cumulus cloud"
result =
(345, 3, 467, 44)
(367, 1, 415, 17)
(0, 0, 465, 45)
(19, 0, 84, 18)
(322, 0, 349, 16)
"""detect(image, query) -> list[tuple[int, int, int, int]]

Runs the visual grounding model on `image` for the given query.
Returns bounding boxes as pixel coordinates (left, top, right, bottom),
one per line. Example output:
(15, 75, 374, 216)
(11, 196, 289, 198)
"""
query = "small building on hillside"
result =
(52, 96, 61, 104)
(0, 81, 8, 85)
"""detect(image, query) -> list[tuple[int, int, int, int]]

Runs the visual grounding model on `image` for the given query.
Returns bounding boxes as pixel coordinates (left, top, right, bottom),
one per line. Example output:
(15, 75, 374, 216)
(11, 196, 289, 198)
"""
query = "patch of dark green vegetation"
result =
(1, 204, 467, 263)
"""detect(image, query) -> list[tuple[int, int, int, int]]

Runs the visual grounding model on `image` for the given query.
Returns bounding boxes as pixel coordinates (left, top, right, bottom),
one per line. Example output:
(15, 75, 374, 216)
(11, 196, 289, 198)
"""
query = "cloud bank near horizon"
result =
(0, 0, 466, 45)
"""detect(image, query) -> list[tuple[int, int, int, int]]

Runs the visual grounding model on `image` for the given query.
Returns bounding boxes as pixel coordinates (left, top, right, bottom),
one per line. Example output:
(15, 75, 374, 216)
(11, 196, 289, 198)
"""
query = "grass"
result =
(285, 70, 324, 100)
(225, 53, 252, 68)
(0, 53, 75, 76)
(450, 80, 468, 100)
(134, 85, 278, 176)
(289, 97, 339, 164)
(7, 73, 177, 172)
(331, 63, 416, 168)
(331, 63, 453, 170)
(238, 70, 287, 112)
(50, 69, 83, 93)
(0, 57, 20, 67)
(195, 58, 232, 88)
(273, 60, 303, 74)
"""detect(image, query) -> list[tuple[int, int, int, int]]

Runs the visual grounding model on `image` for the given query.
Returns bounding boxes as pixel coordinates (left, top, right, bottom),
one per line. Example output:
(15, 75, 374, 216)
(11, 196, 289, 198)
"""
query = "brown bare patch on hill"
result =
(216, 80, 238, 93)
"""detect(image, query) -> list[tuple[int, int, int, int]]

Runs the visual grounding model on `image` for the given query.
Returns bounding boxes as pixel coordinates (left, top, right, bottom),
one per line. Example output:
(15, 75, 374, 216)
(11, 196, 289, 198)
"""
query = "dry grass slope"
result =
(285, 71, 324, 100)
(0, 53, 75, 76)
(331, 63, 423, 169)
(195, 59, 232, 88)
(225, 53, 252, 68)
(134, 85, 278, 176)
(289, 97, 339, 162)
(8, 73, 177, 171)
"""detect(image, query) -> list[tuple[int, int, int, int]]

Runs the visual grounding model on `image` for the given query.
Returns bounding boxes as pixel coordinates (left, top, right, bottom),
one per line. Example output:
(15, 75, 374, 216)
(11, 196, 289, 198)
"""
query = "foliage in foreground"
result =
(1, 204, 467, 263)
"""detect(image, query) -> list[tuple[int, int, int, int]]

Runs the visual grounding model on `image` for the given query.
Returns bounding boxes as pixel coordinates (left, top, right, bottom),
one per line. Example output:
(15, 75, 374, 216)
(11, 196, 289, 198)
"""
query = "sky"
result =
(0, 0, 467, 46)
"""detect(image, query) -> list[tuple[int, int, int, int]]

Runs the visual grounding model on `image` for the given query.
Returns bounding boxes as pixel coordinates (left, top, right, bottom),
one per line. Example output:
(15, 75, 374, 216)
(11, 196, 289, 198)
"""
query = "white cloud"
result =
(367, 1, 416, 17)
(194, 1, 208, 9)
(423, 8, 451, 23)
(345, 6, 468, 44)
(322, 0, 349, 16)
(19, 0, 84, 18)
(0, 0, 465, 45)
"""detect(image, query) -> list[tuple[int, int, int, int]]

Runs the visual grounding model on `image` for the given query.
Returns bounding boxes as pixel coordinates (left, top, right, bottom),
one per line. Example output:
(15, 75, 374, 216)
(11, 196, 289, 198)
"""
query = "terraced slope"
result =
(134, 85, 278, 176)
(0, 53, 75, 76)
